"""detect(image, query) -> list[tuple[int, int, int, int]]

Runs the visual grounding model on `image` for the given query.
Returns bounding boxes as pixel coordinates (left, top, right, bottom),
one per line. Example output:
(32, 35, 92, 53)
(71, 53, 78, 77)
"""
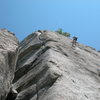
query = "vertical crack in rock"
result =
(14, 46, 51, 83)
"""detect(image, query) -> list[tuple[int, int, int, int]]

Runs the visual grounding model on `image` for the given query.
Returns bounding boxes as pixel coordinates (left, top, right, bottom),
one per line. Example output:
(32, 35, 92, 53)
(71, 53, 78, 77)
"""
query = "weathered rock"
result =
(6, 85, 18, 100)
(0, 29, 19, 100)
(14, 30, 100, 100)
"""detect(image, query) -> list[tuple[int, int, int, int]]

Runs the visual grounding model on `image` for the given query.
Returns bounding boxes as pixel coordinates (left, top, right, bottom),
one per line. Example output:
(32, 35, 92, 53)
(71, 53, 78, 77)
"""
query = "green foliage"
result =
(56, 28, 63, 34)
(56, 28, 70, 37)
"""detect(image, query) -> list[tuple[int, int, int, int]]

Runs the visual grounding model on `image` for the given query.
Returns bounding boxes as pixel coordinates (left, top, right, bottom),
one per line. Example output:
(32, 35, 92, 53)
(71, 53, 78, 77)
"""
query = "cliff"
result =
(0, 29, 18, 100)
(14, 30, 100, 100)
(0, 29, 100, 100)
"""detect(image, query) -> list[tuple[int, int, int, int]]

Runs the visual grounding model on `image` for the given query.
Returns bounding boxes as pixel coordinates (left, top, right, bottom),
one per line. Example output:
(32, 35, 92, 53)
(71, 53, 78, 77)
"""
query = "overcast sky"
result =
(0, 0, 100, 50)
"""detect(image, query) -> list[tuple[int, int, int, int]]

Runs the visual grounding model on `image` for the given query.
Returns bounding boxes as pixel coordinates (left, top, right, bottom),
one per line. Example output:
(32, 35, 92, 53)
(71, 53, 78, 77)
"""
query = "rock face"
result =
(13, 30, 100, 100)
(0, 29, 18, 100)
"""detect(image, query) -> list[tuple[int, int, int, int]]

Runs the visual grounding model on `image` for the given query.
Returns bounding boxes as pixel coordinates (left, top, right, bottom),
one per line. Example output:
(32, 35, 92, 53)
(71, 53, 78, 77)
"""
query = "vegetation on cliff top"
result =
(56, 28, 70, 37)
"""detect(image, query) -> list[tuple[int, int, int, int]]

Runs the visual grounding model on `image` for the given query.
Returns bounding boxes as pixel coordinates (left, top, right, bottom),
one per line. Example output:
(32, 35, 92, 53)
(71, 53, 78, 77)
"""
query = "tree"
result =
(56, 28, 63, 34)
(56, 28, 70, 37)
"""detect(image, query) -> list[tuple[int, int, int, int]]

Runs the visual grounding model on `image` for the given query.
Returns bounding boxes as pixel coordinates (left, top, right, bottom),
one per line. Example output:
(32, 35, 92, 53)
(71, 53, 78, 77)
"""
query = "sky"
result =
(0, 0, 100, 50)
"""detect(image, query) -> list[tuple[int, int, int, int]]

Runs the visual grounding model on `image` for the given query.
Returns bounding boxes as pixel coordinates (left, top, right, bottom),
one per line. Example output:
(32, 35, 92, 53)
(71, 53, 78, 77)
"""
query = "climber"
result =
(72, 36, 78, 47)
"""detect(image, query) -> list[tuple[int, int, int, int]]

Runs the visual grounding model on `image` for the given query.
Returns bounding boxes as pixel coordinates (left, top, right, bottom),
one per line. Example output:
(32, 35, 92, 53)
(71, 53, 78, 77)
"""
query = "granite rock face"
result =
(0, 29, 19, 100)
(13, 30, 100, 100)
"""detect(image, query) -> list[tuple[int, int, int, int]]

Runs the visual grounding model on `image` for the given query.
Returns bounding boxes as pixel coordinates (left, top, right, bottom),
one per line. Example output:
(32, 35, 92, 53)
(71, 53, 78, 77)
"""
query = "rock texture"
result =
(13, 30, 100, 100)
(0, 29, 18, 100)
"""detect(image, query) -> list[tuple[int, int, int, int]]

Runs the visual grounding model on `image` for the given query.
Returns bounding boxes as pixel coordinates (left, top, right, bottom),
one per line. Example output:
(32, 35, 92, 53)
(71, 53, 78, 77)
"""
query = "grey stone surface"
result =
(0, 29, 19, 100)
(14, 30, 100, 100)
